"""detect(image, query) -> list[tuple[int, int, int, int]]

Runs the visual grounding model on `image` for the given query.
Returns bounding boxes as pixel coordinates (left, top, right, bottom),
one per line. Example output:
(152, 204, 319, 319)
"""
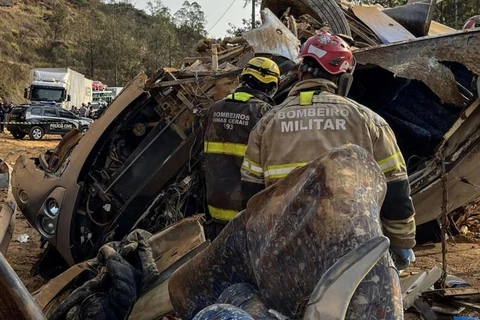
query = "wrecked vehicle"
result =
(9, 0, 480, 278)
(3, 146, 400, 319)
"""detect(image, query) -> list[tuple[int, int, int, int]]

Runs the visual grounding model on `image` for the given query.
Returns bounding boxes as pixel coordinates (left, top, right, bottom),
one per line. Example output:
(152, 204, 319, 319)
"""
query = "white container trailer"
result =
(25, 68, 93, 109)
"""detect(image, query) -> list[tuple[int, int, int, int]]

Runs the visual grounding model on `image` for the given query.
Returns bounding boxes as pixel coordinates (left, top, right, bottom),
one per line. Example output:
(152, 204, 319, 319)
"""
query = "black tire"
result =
(29, 126, 44, 140)
(12, 132, 26, 140)
(261, 0, 351, 36)
(80, 126, 88, 135)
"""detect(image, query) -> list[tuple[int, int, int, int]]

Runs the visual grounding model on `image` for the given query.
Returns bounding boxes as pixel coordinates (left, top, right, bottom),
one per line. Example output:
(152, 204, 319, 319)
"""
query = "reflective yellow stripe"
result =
(241, 158, 264, 177)
(299, 91, 315, 105)
(377, 152, 402, 165)
(381, 161, 406, 174)
(377, 152, 405, 174)
(226, 92, 254, 102)
(264, 162, 308, 180)
(204, 141, 247, 157)
(208, 205, 238, 222)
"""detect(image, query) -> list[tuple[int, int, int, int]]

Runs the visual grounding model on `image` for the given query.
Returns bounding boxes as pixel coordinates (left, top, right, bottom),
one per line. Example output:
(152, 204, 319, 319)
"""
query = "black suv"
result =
(6, 105, 93, 140)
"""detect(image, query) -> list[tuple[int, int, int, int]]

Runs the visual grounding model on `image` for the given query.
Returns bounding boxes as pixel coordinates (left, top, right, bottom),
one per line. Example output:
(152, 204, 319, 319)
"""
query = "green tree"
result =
(145, 0, 179, 69)
(48, 2, 70, 41)
(174, 1, 207, 58)
(227, 18, 260, 36)
(435, 0, 477, 29)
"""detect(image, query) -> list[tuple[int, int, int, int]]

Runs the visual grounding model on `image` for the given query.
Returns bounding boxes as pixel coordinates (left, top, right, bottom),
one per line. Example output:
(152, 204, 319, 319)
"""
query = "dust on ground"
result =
(411, 241, 480, 287)
(0, 131, 59, 292)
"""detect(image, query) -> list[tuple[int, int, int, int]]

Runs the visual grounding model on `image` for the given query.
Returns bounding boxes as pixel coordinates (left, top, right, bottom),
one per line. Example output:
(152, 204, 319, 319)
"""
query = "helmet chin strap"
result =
(299, 57, 357, 97)
(337, 73, 354, 97)
(338, 57, 357, 97)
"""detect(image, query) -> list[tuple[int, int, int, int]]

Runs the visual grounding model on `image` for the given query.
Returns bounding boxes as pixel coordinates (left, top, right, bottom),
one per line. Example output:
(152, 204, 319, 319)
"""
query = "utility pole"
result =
(251, 0, 256, 29)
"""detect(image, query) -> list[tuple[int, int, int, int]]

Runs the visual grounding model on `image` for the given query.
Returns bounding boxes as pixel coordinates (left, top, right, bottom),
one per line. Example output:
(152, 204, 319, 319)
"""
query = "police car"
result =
(6, 104, 93, 140)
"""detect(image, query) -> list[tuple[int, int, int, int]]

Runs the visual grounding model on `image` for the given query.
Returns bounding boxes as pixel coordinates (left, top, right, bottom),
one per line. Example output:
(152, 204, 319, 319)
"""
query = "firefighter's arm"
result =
(241, 121, 266, 208)
(373, 124, 416, 249)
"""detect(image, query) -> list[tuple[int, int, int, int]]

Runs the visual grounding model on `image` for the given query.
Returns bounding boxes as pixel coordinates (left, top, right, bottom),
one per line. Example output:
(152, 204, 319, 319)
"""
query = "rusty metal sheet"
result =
(354, 30, 480, 105)
(147, 215, 206, 273)
(352, 5, 416, 44)
(443, 288, 480, 297)
(242, 8, 300, 63)
(33, 261, 93, 311)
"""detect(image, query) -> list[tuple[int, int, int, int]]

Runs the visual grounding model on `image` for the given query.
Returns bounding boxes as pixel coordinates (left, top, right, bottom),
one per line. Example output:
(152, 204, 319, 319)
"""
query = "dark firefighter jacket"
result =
(204, 87, 274, 223)
(241, 79, 416, 249)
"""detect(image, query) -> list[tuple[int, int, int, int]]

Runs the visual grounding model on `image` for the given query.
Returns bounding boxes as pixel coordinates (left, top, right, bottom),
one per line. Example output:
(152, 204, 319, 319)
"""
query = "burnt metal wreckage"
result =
(2, 0, 480, 318)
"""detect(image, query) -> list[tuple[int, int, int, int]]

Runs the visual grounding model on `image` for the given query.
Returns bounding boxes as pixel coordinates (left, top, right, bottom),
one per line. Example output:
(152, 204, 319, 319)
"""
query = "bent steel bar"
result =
(0, 160, 15, 255)
(0, 252, 46, 320)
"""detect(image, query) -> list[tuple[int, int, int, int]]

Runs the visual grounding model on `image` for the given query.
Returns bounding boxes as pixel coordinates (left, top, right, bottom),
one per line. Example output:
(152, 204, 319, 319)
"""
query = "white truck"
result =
(24, 68, 93, 109)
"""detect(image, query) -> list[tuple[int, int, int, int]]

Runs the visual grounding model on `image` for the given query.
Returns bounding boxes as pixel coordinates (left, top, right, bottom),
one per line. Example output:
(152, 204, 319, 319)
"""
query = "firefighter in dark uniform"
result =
(203, 57, 280, 239)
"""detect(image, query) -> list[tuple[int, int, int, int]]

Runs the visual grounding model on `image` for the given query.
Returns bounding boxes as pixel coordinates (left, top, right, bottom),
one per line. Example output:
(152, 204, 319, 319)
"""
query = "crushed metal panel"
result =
(400, 267, 441, 309)
(412, 137, 480, 225)
(242, 8, 300, 63)
(34, 261, 93, 315)
(354, 30, 480, 105)
(148, 215, 206, 273)
(437, 99, 480, 158)
(351, 5, 416, 44)
(382, 1, 436, 37)
(429, 21, 456, 35)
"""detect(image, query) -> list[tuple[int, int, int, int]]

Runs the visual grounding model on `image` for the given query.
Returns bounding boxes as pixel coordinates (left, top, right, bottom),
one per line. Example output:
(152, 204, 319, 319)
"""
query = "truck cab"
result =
(25, 80, 70, 108)
(25, 68, 92, 110)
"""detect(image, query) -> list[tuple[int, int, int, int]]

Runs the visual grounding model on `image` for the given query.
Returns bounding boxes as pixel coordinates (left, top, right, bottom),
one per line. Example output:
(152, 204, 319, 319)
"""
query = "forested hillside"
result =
(0, 0, 477, 102)
(0, 0, 207, 101)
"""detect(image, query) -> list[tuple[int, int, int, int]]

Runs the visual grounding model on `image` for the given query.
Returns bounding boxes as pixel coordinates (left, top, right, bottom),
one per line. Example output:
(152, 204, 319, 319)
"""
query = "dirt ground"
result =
(0, 131, 59, 292)
(411, 241, 480, 287)
(1, 130, 480, 316)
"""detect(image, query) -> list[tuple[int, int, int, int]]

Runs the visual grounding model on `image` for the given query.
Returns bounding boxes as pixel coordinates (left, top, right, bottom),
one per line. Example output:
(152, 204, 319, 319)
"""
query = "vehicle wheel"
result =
(80, 126, 88, 135)
(29, 126, 44, 140)
(12, 132, 26, 140)
(261, 0, 351, 36)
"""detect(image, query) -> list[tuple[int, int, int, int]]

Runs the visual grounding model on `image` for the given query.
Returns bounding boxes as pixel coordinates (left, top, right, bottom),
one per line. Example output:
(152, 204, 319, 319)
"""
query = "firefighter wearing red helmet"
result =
(203, 57, 280, 239)
(241, 32, 416, 269)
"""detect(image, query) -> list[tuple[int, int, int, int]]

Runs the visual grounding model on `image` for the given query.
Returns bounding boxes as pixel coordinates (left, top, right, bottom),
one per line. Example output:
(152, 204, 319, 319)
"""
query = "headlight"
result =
(40, 216, 55, 236)
(45, 198, 60, 217)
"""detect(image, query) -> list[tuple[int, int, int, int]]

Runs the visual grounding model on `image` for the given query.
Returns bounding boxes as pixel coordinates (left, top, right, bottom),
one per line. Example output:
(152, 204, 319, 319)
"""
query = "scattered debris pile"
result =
(1, 0, 480, 319)
(401, 267, 480, 319)
(450, 203, 480, 239)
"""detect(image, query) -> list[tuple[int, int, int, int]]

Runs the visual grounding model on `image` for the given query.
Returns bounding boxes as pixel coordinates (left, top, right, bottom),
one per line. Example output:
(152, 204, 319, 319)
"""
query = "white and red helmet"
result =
(298, 32, 354, 75)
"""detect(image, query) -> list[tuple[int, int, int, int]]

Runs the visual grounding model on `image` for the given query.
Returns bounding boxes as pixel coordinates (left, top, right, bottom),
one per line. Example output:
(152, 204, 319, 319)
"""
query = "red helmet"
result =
(298, 32, 354, 75)
(463, 16, 480, 30)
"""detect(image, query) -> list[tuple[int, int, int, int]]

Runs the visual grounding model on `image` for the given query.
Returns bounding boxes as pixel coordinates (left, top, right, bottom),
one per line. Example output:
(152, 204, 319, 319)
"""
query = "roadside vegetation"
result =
(0, 0, 477, 101)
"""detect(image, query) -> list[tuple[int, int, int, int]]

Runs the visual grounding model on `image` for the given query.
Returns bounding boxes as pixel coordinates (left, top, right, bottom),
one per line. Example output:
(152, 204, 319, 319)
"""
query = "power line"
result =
(207, 0, 237, 33)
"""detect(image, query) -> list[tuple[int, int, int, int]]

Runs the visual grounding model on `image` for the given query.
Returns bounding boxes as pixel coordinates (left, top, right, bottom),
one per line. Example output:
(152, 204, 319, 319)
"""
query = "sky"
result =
(131, 0, 253, 38)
